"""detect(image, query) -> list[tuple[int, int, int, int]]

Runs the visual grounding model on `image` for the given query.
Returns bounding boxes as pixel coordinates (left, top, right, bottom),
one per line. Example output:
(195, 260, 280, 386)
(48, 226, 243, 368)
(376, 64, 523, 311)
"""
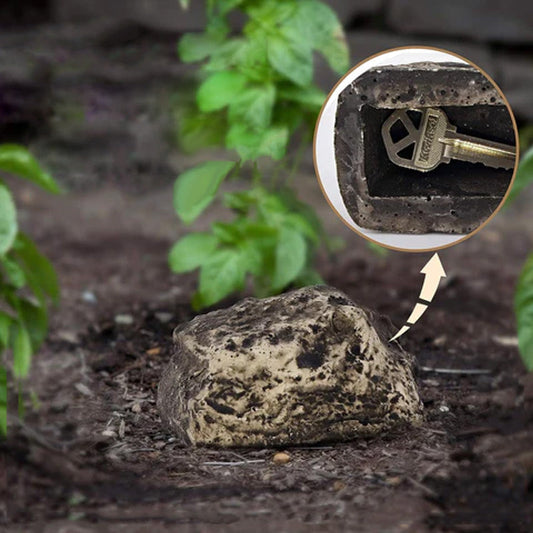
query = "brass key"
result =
(381, 107, 516, 172)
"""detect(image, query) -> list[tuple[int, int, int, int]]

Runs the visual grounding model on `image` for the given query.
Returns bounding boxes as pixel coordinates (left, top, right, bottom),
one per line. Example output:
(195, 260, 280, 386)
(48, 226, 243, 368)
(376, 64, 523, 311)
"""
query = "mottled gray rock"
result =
(387, 0, 533, 44)
(158, 286, 423, 447)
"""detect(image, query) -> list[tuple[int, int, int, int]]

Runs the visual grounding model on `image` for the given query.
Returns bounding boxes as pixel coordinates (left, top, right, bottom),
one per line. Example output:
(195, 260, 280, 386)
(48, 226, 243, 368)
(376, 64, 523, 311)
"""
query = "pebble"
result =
(273, 452, 291, 465)
(115, 314, 134, 325)
(81, 290, 97, 304)
(332, 480, 346, 491)
(155, 312, 173, 323)
(385, 476, 403, 487)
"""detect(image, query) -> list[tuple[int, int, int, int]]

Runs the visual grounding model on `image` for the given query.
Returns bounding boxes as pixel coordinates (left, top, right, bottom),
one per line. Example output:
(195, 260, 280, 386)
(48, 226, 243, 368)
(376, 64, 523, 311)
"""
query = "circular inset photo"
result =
(313, 47, 519, 252)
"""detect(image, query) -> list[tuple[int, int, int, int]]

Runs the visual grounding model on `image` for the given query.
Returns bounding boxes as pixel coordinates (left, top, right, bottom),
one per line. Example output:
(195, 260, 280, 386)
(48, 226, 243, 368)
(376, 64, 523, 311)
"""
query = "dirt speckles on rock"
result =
(157, 286, 423, 447)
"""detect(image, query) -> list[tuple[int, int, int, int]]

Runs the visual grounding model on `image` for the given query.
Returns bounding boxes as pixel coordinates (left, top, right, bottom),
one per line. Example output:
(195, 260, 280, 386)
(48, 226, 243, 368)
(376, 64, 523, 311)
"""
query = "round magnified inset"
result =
(313, 46, 519, 252)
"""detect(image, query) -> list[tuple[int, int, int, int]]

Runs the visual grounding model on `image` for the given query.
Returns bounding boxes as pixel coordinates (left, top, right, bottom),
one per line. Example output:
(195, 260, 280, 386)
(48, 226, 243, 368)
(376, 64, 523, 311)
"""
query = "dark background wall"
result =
(1, 0, 531, 189)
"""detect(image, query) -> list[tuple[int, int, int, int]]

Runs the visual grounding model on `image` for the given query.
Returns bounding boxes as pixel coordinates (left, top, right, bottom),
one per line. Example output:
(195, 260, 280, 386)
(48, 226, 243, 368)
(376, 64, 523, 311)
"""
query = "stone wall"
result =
(0, 0, 531, 189)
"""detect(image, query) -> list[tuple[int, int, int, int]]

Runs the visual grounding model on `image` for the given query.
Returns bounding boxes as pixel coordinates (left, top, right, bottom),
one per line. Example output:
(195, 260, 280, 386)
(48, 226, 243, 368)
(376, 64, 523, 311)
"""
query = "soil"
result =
(1, 175, 533, 533)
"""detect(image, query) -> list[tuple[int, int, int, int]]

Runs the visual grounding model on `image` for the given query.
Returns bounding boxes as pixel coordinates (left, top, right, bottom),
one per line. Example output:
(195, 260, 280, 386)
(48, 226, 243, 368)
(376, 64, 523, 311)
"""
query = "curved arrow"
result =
(389, 253, 446, 342)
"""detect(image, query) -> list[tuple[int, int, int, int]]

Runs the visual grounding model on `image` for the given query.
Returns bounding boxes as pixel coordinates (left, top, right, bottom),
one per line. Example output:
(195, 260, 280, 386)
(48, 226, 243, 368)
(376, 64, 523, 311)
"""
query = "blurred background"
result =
(1, 0, 532, 193)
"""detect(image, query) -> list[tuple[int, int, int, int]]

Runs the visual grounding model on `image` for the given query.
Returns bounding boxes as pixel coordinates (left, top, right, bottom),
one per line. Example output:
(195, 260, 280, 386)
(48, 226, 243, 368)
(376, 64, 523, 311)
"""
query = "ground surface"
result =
(1, 174, 533, 532)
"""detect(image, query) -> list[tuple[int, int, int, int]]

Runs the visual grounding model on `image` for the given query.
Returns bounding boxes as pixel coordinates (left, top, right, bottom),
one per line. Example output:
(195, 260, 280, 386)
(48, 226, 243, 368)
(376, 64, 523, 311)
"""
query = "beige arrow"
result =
(389, 253, 446, 342)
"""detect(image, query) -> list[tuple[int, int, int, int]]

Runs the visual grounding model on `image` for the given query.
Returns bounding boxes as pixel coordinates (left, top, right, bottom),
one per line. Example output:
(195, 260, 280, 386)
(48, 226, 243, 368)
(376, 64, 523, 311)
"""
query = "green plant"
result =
(0, 145, 61, 434)
(170, 0, 349, 308)
(510, 145, 533, 370)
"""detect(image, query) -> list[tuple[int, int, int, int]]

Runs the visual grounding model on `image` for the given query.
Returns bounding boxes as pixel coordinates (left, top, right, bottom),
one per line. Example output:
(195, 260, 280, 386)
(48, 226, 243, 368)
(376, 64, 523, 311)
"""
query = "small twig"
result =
(419, 461, 445, 482)
(455, 426, 496, 439)
(296, 446, 335, 450)
(420, 366, 491, 375)
(426, 428, 448, 436)
(227, 450, 251, 462)
(203, 460, 265, 466)
(405, 476, 438, 498)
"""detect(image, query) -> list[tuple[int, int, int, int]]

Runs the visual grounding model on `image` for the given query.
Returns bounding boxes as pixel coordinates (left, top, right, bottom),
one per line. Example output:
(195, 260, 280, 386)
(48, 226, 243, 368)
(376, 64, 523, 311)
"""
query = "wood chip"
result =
(492, 335, 519, 347)
(74, 383, 93, 397)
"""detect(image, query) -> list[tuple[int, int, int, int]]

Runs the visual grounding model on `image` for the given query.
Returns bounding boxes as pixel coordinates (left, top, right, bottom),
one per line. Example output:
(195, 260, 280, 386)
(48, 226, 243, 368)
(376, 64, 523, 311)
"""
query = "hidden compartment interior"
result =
(362, 105, 515, 199)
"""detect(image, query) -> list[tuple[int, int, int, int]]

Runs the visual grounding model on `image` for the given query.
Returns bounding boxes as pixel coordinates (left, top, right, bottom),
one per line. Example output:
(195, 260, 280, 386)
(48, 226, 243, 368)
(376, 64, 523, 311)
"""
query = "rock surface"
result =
(158, 286, 423, 447)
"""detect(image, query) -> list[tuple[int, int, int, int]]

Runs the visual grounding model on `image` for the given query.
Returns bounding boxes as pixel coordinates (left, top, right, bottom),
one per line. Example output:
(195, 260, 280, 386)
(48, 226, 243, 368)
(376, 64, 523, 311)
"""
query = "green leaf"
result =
(1, 255, 26, 288)
(286, 0, 349, 74)
(18, 299, 48, 352)
(204, 39, 247, 72)
(267, 33, 313, 87)
(0, 182, 17, 255)
(174, 161, 236, 224)
(507, 146, 533, 206)
(0, 366, 6, 436)
(295, 267, 324, 287)
(284, 213, 320, 244)
(218, 0, 245, 15)
(272, 227, 307, 290)
(227, 123, 289, 161)
(197, 71, 248, 112)
(13, 233, 60, 304)
(258, 125, 289, 160)
(177, 107, 227, 153)
(278, 85, 326, 110)
(257, 192, 288, 221)
(212, 222, 243, 244)
(169, 233, 218, 273)
(237, 239, 265, 277)
(0, 144, 61, 194)
(228, 84, 276, 131)
(179, 0, 190, 9)
(233, 38, 270, 82)
(515, 252, 533, 371)
(246, 1, 298, 29)
(196, 248, 246, 307)
(0, 311, 12, 348)
(11, 322, 33, 378)
(226, 123, 262, 161)
(223, 190, 258, 213)
(319, 25, 349, 75)
(178, 33, 223, 63)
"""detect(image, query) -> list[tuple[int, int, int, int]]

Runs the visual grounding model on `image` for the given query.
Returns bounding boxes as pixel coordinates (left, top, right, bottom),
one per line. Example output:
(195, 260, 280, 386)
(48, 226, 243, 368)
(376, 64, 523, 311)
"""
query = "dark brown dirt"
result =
(1, 180, 533, 532)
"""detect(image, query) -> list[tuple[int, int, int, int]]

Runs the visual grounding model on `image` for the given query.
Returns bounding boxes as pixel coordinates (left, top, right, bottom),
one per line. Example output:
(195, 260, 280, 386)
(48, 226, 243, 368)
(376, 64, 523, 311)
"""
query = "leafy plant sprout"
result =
(510, 145, 533, 371)
(170, 0, 349, 309)
(0, 145, 61, 435)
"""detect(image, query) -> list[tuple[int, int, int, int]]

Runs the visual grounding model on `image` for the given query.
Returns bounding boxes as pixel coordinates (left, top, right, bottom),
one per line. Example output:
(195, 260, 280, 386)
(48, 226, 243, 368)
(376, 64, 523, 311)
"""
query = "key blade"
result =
(441, 135, 516, 170)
